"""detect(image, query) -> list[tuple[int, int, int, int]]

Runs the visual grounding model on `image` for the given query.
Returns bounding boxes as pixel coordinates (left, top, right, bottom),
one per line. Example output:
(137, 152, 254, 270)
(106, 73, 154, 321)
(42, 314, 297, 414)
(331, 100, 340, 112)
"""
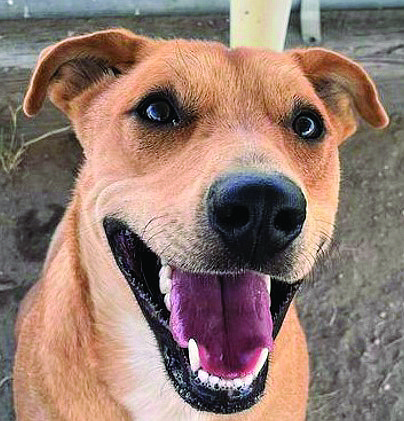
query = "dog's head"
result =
(25, 29, 388, 416)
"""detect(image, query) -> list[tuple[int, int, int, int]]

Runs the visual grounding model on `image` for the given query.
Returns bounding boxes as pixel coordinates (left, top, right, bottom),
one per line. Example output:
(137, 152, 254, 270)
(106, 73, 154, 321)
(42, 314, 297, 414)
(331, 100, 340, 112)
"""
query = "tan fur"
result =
(14, 29, 388, 420)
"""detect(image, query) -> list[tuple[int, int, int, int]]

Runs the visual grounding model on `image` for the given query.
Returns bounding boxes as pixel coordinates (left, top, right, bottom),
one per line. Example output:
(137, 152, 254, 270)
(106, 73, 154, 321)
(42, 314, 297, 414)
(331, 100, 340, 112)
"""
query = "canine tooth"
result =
(159, 266, 172, 294)
(164, 293, 171, 311)
(198, 370, 209, 383)
(188, 339, 200, 372)
(209, 375, 220, 387)
(244, 374, 253, 386)
(264, 275, 271, 295)
(253, 348, 269, 377)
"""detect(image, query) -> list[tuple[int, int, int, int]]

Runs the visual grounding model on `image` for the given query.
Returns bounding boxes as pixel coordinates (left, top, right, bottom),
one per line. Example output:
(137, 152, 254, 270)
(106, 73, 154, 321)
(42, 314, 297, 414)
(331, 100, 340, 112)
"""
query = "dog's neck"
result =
(31, 200, 131, 420)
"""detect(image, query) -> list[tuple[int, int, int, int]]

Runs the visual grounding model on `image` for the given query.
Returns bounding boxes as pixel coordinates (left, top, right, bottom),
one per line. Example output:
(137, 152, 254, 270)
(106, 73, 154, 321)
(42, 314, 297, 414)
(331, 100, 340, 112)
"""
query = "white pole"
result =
(230, 0, 293, 51)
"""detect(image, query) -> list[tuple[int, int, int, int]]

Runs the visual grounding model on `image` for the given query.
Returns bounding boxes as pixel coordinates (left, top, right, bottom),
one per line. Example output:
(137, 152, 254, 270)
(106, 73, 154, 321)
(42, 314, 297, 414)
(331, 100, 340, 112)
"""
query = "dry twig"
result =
(0, 105, 70, 174)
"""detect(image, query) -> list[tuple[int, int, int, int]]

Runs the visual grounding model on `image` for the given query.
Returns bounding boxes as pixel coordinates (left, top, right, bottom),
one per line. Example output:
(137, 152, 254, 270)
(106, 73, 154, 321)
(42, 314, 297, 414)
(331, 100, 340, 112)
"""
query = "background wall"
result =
(1, 0, 404, 19)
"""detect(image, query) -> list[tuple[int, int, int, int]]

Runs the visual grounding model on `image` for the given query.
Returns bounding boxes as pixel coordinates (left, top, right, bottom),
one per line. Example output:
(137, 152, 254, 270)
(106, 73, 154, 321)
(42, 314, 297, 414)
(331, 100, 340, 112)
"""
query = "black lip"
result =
(103, 217, 301, 414)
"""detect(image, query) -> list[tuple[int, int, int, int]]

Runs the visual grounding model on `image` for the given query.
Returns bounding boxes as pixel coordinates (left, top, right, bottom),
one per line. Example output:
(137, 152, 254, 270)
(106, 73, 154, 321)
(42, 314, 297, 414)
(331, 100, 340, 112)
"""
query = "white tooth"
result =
(244, 374, 253, 386)
(188, 339, 200, 372)
(198, 370, 209, 383)
(264, 275, 271, 295)
(159, 265, 172, 279)
(159, 266, 172, 294)
(164, 293, 171, 311)
(225, 380, 233, 388)
(233, 378, 244, 388)
(209, 375, 220, 387)
(159, 277, 172, 294)
(218, 378, 227, 388)
(254, 348, 269, 377)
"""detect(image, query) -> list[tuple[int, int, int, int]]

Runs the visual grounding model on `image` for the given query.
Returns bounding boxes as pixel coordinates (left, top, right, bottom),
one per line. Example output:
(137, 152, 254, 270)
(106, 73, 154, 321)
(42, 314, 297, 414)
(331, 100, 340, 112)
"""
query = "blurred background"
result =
(0, 1, 403, 420)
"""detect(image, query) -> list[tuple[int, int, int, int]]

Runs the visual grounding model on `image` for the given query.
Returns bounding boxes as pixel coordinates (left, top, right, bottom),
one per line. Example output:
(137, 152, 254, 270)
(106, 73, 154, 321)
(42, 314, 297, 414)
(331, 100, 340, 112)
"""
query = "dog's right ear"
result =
(24, 29, 153, 117)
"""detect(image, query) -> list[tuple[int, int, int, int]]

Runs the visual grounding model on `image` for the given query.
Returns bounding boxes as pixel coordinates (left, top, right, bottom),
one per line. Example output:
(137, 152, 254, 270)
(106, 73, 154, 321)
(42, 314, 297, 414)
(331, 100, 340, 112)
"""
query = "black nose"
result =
(207, 173, 306, 264)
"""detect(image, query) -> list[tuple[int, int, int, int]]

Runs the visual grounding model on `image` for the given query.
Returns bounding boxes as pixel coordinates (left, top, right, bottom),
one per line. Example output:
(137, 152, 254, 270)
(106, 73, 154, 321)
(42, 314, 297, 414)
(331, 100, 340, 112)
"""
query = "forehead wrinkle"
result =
(237, 51, 325, 121)
(163, 47, 268, 128)
(164, 43, 239, 111)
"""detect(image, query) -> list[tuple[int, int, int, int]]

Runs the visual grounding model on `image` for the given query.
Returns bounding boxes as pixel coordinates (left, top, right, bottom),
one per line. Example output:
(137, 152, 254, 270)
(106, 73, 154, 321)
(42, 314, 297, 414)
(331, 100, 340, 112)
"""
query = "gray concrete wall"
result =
(0, 0, 403, 20)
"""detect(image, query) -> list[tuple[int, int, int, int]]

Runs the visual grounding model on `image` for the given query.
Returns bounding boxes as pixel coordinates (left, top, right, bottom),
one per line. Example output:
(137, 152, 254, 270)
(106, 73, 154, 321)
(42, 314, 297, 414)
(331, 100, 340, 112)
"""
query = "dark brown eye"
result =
(145, 101, 172, 122)
(292, 111, 324, 141)
(136, 95, 179, 126)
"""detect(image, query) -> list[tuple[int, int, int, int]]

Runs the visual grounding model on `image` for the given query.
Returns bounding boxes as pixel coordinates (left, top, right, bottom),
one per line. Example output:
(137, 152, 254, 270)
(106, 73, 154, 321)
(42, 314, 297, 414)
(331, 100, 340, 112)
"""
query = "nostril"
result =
(216, 205, 250, 232)
(273, 208, 305, 235)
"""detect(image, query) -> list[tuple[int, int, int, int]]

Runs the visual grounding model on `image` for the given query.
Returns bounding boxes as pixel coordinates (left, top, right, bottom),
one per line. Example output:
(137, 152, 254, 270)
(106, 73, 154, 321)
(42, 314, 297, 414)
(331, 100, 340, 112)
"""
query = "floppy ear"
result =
(289, 48, 389, 142)
(24, 29, 153, 117)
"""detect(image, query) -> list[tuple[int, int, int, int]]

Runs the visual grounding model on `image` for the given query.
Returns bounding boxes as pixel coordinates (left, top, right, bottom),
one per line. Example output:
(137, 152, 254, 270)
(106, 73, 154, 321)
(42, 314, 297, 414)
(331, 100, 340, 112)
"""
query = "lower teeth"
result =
(195, 369, 254, 390)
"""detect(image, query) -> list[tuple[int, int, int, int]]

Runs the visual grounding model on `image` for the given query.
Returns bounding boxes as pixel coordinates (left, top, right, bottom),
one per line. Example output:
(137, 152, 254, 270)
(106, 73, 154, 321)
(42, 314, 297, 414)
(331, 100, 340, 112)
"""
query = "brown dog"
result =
(13, 29, 388, 421)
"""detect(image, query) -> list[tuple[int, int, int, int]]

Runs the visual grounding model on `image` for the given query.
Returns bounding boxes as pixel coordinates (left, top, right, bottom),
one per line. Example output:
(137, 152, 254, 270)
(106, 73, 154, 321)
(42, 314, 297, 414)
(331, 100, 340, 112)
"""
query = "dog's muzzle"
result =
(103, 172, 306, 414)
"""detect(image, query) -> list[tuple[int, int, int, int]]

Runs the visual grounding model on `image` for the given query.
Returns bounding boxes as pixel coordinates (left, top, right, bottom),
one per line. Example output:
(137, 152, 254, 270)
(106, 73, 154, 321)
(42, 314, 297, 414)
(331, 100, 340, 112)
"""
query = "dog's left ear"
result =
(24, 29, 153, 117)
(289, 48, 389, 142)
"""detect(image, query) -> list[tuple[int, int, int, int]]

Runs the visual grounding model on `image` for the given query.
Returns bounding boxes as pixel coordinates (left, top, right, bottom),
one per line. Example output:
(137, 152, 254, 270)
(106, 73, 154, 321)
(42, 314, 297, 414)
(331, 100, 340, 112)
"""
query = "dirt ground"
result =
(0, 10, 403, 421)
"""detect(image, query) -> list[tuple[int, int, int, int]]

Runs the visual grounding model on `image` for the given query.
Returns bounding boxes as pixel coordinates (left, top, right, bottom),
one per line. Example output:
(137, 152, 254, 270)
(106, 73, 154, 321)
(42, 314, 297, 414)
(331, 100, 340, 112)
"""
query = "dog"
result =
(13, 29, 388, 421)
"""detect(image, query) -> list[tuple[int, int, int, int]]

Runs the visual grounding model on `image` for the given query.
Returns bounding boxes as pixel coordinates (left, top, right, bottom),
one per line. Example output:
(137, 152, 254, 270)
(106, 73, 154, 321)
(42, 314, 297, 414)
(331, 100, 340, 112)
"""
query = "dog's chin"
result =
(103, 217, 302, 414)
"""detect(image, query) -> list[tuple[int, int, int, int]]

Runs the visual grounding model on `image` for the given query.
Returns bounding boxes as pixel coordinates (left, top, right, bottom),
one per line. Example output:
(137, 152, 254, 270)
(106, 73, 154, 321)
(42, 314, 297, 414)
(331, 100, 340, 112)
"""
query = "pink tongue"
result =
(169, 270, 273, 379)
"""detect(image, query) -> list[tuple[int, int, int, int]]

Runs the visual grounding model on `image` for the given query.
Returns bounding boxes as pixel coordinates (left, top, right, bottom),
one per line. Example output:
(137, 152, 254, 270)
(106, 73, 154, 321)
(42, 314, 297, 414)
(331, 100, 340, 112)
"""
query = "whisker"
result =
(141, 213, 171, 238)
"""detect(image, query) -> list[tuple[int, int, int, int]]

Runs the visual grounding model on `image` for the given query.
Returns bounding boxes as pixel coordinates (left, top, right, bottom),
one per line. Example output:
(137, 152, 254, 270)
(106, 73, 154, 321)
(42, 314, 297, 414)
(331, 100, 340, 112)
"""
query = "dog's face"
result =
(25, 30, 388, 417)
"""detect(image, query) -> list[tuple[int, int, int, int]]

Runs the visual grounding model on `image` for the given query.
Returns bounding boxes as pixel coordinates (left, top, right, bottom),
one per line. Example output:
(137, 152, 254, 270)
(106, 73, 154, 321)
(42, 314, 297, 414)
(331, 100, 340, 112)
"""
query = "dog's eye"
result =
(292, 111, 324, 140)
(136, 95, 179, 126)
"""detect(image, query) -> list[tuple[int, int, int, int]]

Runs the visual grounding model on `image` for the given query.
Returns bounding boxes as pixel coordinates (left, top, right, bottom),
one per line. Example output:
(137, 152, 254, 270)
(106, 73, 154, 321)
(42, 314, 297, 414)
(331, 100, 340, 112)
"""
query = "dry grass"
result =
(0, 105, 70, 174)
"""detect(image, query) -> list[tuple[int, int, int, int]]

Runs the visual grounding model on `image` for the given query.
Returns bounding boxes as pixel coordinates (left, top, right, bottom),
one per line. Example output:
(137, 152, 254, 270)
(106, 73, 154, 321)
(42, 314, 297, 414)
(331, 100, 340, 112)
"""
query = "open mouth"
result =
(103, 217, 301, 414)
